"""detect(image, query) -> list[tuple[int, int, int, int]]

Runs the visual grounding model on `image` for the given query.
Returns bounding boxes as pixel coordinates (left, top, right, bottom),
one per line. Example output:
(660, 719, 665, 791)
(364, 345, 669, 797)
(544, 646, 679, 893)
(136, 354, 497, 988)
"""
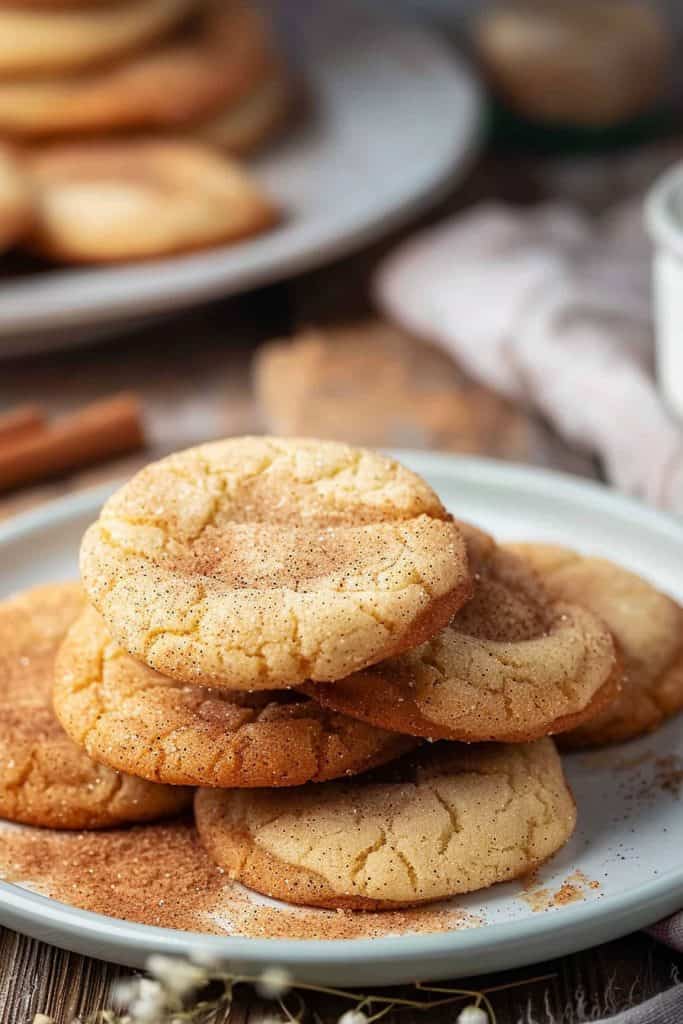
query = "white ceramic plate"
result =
(0, 3, 482, 357)
(0, 453, 682, 986)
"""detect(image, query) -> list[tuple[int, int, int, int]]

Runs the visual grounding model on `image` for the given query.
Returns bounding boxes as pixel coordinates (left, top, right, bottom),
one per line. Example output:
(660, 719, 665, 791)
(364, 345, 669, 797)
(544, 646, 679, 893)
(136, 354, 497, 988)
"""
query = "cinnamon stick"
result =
(0, 393, 145, 493)
(0, 404, 45, 445)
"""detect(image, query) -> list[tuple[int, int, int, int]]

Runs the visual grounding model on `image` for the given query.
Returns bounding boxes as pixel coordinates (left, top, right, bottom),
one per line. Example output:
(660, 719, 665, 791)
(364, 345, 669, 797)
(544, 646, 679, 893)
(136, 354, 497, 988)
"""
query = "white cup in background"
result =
(646, 163, 683, 422)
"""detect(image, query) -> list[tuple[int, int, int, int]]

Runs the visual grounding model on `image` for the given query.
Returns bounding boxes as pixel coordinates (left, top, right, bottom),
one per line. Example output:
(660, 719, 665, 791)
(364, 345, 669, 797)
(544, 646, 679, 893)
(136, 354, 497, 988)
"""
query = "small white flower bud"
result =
(130, 978, 166, 1022)
(457, 1005, 489, 1024)
(338, 1011, 369, 1024)
(256, 966, 292, 999)
(111, 978, 139, 1005)
(146, 955, 206, 996)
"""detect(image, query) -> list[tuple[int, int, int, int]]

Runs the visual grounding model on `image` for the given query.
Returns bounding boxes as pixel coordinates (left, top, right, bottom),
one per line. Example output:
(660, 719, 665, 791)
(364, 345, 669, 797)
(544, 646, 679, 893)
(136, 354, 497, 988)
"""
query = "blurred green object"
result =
(486, 99, 673, 155)
(474, 0, 672, 153)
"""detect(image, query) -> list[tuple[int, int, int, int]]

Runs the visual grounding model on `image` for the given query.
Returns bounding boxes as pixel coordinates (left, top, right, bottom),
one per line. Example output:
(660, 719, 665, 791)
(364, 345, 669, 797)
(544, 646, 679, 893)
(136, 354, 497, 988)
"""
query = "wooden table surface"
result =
(1, 159, 681, 1023)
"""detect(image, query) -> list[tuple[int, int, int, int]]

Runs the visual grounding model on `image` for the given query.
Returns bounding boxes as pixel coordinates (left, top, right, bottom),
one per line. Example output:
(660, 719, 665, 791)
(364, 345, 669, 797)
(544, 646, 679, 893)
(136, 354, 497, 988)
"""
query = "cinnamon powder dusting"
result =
(520, 869, 600, 913)
(652, 755, 683, 798)
(0, 820, 476, 940)
(0, 819, 227, 932)
(214, 900, 480, 941)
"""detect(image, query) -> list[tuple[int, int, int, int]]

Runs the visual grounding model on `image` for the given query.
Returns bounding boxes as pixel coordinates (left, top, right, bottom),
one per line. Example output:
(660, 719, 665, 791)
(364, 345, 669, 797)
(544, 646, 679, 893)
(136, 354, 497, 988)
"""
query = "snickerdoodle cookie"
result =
(0, 1, 114, 7)
(54, 605, 417, 788)
(200, 63, 291, 154)
(25, 139, 277, 263)
(308, 533, 619, 743)
(507, 544, 683, 748)
(0, 1, 276, 138)
(195, 738, 576, 909)
(0, 583, 192, 829)
(253, 322, 535, 460)
(0, 145, 33, 252)
(0, 0, 195, 78)
(80, 438, 471, 690)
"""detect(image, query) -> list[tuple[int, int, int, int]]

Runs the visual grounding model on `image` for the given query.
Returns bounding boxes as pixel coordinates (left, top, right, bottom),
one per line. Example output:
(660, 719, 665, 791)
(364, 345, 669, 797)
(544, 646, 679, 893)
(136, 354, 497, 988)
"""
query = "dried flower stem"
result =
(35, 961, 557, 1024)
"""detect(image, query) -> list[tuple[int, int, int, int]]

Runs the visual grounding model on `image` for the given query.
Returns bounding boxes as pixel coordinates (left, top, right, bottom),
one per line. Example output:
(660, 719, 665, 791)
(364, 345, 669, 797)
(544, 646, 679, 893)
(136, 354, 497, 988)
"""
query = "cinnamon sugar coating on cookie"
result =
(0, 145, 33, 252)
(307, 533, 619, 743)
(0, 0, 195, 78)
(195, 738, 576, 909)
(80, 437, 471, 690)
(508, 544, 683, 747)
(0, 584, 191, 829)
(0, 1, 277, 139)
(25, 139, 277, 264)
(54, 605, 416, 787)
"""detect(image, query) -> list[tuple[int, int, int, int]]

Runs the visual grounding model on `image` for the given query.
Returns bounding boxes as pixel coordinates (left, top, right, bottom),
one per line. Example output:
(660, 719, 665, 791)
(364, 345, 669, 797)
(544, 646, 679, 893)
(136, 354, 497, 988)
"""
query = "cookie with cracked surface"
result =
(0, 0, 195, 78)
(0, 583, 192, 829)
(0, 1, 277, 139)
(507, 544, 683, 748)
(306, 537, 620, 743)
(0, 145, 33, 252)
(195, 738, 576, 909)
(253, 321, 535, 460)
(25, 139, 278, 264)
(80, 437, 471, 690)
(54, 605, 417, 788)
(0, 1, 116, 7)
(199, 61, 291, 155)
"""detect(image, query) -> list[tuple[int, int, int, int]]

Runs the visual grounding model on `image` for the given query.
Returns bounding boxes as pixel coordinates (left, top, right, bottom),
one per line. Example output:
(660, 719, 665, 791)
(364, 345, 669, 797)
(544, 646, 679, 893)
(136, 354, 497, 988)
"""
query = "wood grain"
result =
(0, 927, 679, 1024)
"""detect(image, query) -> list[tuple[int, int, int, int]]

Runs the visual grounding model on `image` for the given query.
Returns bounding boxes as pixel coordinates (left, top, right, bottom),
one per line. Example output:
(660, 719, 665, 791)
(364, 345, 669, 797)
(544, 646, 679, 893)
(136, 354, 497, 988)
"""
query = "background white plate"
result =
(0, 453, 682, 986)
(0, 3, 482, 356)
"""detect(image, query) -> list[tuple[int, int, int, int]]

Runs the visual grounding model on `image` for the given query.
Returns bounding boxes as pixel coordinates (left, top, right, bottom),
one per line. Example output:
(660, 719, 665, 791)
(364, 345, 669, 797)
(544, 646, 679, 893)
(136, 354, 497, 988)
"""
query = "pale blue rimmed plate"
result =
(0, 452, 681, 985)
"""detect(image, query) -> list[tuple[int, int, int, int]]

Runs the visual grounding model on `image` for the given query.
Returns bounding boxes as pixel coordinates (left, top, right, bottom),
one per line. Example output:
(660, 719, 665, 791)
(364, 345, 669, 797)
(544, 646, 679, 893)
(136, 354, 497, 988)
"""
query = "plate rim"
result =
(1, 452, 682, 980)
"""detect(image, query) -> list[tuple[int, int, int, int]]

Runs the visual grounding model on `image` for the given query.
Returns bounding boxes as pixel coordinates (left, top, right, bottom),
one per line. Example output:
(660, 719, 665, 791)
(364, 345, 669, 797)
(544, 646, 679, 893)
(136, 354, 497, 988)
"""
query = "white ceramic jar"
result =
(646, 162, 683, 422)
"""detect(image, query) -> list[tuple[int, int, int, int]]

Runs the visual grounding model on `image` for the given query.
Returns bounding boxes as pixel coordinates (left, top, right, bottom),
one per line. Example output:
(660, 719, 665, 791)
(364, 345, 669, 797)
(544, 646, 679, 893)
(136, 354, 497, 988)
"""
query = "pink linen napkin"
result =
(375, 200, 683, 512)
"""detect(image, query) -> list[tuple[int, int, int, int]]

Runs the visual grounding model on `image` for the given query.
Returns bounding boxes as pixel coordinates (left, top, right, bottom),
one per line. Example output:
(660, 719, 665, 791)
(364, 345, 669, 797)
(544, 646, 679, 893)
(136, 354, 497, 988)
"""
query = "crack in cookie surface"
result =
(194, 739, 576, 908)
(54, 605, 417, 788)
(508, 543, 683, 747)
(80, 438, 471, 689)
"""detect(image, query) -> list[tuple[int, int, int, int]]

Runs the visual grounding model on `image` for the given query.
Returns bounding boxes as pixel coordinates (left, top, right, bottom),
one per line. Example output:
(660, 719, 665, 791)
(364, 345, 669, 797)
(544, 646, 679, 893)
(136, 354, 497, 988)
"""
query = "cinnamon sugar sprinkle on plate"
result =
(519, 870, 601, 914)
(0, 820, 478, 940)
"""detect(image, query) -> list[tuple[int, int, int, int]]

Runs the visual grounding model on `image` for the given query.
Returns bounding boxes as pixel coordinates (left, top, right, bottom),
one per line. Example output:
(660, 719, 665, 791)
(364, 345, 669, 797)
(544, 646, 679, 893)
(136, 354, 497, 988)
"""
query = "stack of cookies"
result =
(2, 436, 682, 912)
(0, 0, 286, 263)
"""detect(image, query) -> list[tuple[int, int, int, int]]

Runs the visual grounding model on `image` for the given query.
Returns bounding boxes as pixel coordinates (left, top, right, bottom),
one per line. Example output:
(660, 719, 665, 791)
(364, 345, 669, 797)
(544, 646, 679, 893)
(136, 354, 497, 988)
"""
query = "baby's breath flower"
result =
(457, 1005, 489, 1024)
(189, 946, 221, 969)
(129, 978, 165, 1023)
(256, 966, 292, 999)
(146, 955, 206, 997)
(110, 978, 139, 1006)
(338, 1010, 369, 1024)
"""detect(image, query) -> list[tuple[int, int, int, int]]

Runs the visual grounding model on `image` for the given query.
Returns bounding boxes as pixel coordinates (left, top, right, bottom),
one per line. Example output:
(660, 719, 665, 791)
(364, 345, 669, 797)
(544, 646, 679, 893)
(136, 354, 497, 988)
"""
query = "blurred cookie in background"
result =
(199, 60, 292, 155)
(0, 0, 292, 266)
(24, 138, 279, 263)
(254, 321, 537, 460)
(0, 144, 33, 252)
(0, 1, 285, 142)
(0, 0, 196, 78)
